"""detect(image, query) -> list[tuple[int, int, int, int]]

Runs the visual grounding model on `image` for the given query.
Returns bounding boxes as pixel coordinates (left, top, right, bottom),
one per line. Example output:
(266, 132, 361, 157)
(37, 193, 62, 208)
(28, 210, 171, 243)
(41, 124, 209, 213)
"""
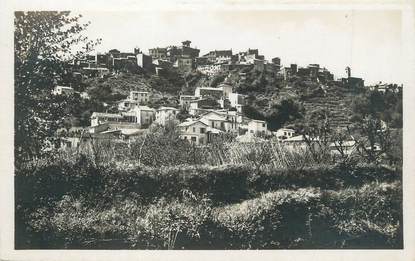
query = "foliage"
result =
(14, 11, 100, 162)
(87, 85, 127, 103)
(16, 167, 402, 249)
(265, 99, 304, 130)
(351, 90, 402, 128)
(349, 115, 393, 164)
(148, 67, 185, 94)
(210, 73, 227, 87)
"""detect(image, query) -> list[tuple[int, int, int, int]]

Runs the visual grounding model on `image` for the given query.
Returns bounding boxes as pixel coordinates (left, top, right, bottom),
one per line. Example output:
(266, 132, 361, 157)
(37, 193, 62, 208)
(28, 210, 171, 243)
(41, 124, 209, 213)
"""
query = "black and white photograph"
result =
(1, 0, 415, 259)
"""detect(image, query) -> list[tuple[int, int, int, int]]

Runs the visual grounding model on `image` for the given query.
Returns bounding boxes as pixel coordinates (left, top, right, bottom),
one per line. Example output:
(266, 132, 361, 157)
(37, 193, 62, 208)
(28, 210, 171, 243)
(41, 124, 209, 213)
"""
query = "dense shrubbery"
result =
(15, 155, 402, 249)
(16, 160, 402, 249)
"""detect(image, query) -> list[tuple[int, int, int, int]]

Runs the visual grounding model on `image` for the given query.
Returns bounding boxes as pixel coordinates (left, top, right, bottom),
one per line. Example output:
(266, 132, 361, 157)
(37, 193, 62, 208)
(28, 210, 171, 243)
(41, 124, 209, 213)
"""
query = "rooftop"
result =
(91, 112, 123, 118)
(157, 106, 180, 111)
(56, 86, 73, 89)
(196, 87, 224, 91)
(178, 120, 208, 127)
(249, 119, 267, 123)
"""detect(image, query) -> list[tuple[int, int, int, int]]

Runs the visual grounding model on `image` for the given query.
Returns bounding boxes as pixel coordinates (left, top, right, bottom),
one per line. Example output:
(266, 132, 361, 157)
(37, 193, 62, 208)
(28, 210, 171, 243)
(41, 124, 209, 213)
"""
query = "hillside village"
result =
(54, 40, 403, 149)
(14, 12, 405, 251)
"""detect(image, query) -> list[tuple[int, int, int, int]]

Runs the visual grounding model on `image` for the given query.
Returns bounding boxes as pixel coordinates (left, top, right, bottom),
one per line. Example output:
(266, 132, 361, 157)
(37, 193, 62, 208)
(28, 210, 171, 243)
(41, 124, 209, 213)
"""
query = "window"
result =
(193, 127, 196, 133)
(191, 137, 197, 142)
(262, 123, 266, 127)
(200, 128, 206, 134)
(250, 130, 254, 133)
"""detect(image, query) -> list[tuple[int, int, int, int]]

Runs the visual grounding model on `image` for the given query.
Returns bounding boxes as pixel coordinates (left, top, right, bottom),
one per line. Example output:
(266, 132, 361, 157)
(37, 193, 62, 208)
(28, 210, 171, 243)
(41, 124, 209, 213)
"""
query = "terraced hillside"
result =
(301, 88, 357, 128)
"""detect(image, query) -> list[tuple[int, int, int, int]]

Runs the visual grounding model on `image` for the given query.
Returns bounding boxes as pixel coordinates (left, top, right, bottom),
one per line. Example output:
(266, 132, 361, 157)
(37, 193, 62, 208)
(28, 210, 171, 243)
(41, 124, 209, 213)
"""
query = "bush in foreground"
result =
(16, 180, 402, 249)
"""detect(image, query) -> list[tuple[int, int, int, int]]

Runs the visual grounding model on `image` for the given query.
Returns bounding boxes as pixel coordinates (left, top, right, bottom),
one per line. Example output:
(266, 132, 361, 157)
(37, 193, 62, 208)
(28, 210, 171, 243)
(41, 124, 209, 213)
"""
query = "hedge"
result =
(16, 182, 402, 249)
(15, 158, 401, 209)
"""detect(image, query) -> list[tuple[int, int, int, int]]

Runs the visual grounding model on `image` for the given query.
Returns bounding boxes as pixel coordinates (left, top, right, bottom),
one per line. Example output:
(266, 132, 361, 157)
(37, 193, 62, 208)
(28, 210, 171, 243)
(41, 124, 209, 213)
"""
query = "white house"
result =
(178, 120, 209, 145)
(179, 95, 198, 109)
(275, 128, 295, 141)
(126, 105, 156, 127)
(218, 83, 233, 98)
(247, 120, 268, 136)
(199, 111, 239, 132)
(90, 112, 124, 127)
(155, 107, 180, 126)
(118, 99, 140, 111)
(228, 93, 245, 112)
(52, 85, 74, 95)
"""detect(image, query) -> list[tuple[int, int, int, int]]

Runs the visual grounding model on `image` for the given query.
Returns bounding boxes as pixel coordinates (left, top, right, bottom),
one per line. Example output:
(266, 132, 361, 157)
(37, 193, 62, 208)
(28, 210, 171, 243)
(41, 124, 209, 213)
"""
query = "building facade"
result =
(129, 91, 150, 104)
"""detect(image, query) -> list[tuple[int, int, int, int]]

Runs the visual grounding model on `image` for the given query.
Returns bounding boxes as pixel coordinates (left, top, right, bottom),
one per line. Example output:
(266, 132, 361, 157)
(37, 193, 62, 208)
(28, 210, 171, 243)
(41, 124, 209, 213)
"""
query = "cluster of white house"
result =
(86, 83, 273, 144)
(54, 85, 364, 156)
(53, 83, 332, 147)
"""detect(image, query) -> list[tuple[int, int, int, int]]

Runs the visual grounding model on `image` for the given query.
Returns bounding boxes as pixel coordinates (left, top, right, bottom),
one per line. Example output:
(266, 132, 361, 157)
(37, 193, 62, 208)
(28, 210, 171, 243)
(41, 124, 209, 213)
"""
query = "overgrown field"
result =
(15, 153, 402, 249)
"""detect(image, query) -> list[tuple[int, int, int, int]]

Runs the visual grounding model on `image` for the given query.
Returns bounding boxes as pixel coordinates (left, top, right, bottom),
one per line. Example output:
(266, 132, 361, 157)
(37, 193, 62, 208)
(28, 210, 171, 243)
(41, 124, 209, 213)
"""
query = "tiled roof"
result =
(91, 112, 123, 118)
(178, 120, 207, 127)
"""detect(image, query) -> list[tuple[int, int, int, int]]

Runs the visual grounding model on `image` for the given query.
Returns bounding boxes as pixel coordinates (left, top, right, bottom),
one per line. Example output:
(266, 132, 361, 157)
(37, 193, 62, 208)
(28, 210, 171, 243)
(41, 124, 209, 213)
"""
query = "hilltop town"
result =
(50, 40, 402, 149)
(13, 11, 405, 251)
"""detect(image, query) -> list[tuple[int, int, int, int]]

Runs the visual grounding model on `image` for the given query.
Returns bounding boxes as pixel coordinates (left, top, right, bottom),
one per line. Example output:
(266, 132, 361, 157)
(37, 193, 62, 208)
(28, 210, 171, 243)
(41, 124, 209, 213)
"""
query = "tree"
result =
(349, 115, 392, 164)
(15, 11, 100, 162)
(266, 99, 304, 130)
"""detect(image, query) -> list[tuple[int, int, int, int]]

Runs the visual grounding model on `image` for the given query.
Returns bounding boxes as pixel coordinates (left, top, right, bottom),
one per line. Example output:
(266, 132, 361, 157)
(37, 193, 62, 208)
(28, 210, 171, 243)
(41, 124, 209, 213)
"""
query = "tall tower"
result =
(182, 40, 191, 47)
(345, 66, 351, 78)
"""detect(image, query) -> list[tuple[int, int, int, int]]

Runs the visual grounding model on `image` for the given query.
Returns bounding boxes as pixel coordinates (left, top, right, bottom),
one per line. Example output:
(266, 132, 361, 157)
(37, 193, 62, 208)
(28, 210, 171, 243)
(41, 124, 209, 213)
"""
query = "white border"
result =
(1, 1, 414, 260)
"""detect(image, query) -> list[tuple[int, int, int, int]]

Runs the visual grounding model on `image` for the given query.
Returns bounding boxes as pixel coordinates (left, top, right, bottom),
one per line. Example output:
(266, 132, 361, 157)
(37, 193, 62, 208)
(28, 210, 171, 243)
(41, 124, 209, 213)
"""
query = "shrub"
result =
(320, 181, 402, 248)
(214, 188, 321, 249)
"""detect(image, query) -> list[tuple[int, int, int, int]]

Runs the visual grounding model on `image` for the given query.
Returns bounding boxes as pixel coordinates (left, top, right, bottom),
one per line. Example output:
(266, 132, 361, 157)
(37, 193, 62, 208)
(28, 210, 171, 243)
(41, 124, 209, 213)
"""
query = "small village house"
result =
(90, 105, 155, 133)
(275, 128, 295, 141)
(52, 85, 75, 96)
(199, 111, 239, 132)
(247, 120, 268, 136)
(126, 105, 156, 127)
(178, 120, 209, 145)
(179, 95, 198, 109)
(155, 107, 180, 126)
(118, 99, 140, 111)
(194, 87, 224, 100)
(136, 53, 153, 70)
(90, 112, 124, 127)
(228, 93, 245, 111)
(218, 83, 233, 98)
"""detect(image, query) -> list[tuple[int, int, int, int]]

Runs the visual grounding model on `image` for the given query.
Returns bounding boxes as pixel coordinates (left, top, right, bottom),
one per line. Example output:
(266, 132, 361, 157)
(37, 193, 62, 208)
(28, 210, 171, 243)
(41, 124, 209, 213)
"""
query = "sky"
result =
(80, 10, 403, 85)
